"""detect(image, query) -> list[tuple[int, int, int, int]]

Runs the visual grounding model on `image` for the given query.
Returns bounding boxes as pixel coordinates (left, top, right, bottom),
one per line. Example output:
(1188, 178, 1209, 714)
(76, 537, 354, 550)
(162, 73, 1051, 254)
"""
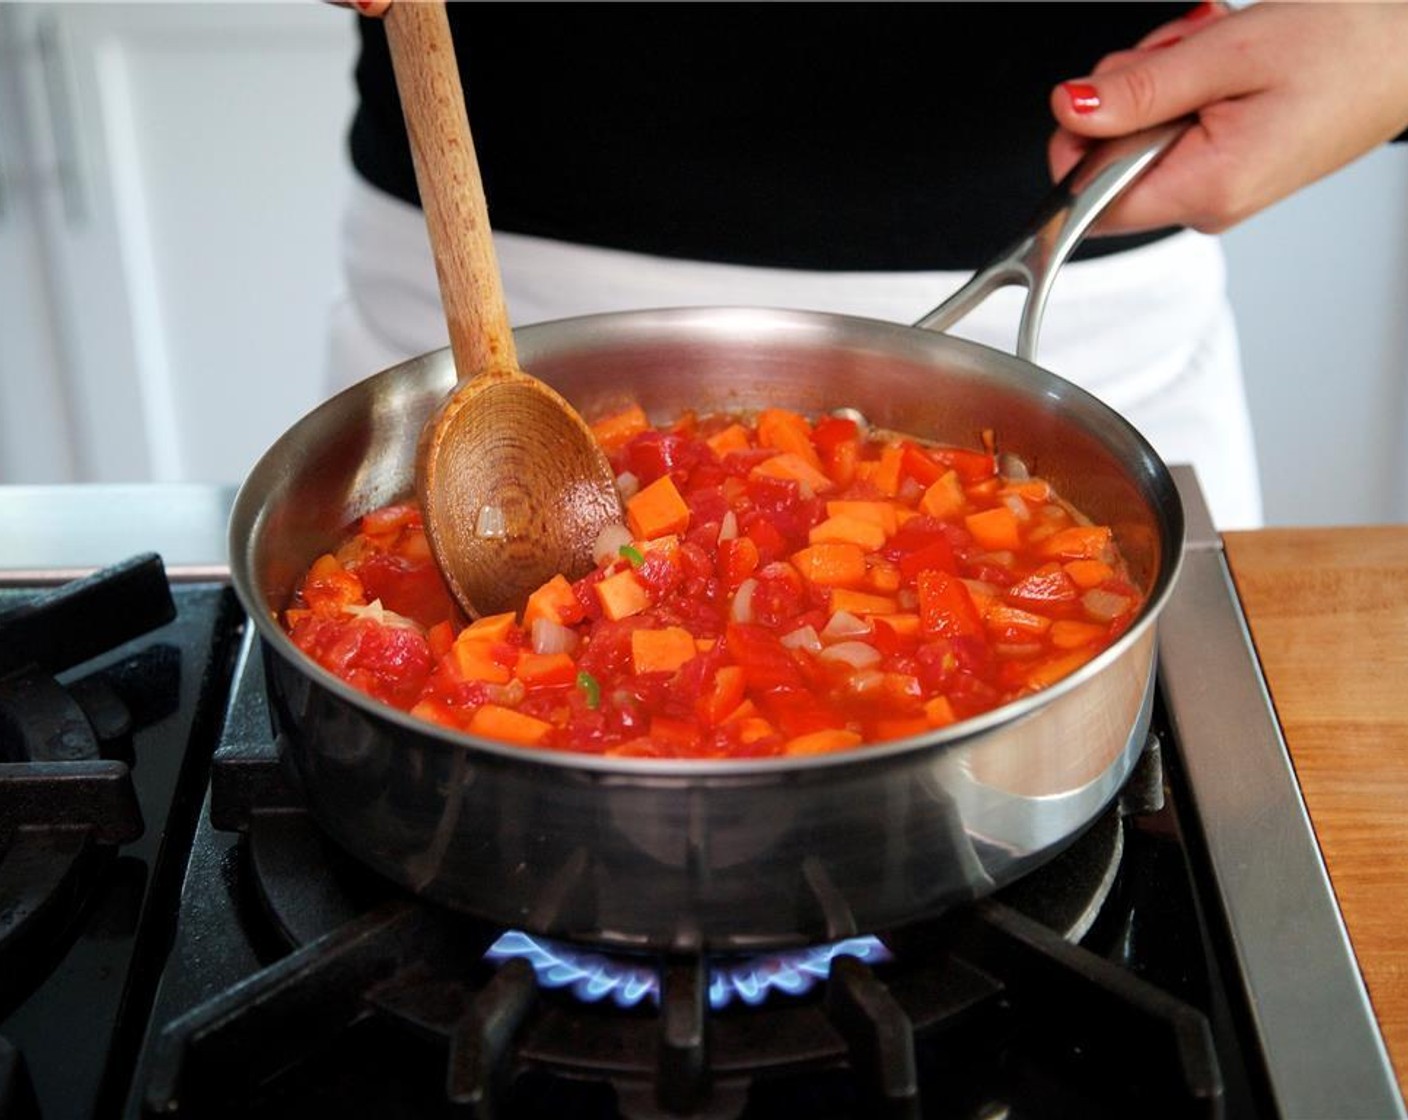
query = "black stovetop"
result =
(0, 552, 1287, 1120)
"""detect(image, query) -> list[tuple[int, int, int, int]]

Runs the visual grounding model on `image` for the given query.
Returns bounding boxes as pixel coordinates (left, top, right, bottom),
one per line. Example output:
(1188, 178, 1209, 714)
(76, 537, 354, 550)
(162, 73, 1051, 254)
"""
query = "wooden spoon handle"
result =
(383, 1, 517, 379)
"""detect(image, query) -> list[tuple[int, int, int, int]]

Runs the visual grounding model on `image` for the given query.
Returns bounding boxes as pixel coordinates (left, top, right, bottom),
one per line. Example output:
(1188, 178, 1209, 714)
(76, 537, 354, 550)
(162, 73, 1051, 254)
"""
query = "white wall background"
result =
(1223, 144, 1408, 526)
(2, 3, 1405, 528)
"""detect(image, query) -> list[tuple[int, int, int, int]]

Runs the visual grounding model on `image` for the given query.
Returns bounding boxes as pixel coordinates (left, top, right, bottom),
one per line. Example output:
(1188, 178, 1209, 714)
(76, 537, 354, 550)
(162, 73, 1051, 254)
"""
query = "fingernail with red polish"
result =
(1062, 82, 1102, 115)
(1187, 2, 1218, 20)
(1148, 35, 1183, 50)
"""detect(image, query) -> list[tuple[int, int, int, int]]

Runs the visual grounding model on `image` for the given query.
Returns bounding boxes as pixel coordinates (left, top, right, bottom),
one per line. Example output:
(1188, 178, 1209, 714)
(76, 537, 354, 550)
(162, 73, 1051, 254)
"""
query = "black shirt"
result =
(349, 2, 1186, 270)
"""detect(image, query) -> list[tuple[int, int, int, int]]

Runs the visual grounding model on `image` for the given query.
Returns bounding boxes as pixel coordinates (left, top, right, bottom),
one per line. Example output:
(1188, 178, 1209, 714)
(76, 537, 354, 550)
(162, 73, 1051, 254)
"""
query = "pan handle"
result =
(912, 120, 1191, 363)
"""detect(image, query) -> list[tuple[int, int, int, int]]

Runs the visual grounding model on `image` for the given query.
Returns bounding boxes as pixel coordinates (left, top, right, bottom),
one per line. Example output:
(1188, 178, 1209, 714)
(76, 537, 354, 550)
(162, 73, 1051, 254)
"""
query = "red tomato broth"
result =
(282, 407, 1146, 758)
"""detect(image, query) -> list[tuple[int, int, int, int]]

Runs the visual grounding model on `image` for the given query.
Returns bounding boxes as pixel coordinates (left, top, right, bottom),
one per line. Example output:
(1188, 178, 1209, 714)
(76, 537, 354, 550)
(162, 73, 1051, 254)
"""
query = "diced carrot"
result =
(791, 542, 867, 588)
(826, 500, 899, 537)
(284, 608, 312, 628)
(1063, 558, 1116, 589)
(965, 506, 1022, 552)
(866, 559, 901, 594)
(515, 651, 578, 687)
(1038, 525, 1113, 560)
(595, 569, 652, 621)
(463, 610, 516, 641)
(924, 695, 957, 728)
(883, 671, 923, 705)
(868, 445, 905, 497)
(448, 637, 512, 684)
(808, 514, 886, 552)
(734, 716, 779, 745)
(784, 728, 864, 756)
(649, 715, 698, 748)
(962, 579, 999, 619)
(965, 478, 1001, 502)
(750, 452, 835, 496)
(706, 422, 752, 457)
(590, 403, 650, 452)
(874, 612, 920, 639)
(720, 697, 759, 724)
(1024, 648, 1097, 689)
(756, 408, 822, 470)
(829, 588, 899, 616)
(873, 717, 931, 741)
(626, 475, 692, 540)
(984, 603, 1052, 636)
(919, 470, 965, 520)
(409, 697, 459, 730)
(468, 704, 554, 746)
(425, 619, 456, 661)
(522, 574, 584, 630)
(631, 626, 698, 674)
(1049, 620, 1108, 649)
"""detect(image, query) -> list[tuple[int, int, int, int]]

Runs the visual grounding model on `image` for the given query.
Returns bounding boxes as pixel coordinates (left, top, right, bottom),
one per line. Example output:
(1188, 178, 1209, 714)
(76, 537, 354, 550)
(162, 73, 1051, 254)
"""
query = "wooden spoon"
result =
(383, 2, 623, 619)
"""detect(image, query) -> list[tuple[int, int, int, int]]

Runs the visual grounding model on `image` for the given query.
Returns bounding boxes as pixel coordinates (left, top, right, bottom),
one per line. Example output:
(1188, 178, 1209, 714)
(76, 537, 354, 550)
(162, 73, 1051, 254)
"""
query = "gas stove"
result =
(0, 470, 1400, 1119)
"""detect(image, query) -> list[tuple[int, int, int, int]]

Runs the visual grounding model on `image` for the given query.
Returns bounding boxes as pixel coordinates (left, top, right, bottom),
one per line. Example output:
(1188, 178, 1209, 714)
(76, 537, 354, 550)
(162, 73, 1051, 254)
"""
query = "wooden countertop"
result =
(1223, 527, 1408, 1100)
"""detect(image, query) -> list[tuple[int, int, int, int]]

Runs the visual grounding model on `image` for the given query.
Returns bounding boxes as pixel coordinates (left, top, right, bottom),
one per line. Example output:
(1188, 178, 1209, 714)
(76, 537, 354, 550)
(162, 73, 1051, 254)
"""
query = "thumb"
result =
(1050, 36, 1248, 138)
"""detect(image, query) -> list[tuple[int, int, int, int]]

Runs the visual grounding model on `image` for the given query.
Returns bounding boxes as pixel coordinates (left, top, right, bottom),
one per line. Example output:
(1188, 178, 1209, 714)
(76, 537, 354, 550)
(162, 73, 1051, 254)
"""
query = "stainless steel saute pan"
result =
(229, 125, 1187, 951)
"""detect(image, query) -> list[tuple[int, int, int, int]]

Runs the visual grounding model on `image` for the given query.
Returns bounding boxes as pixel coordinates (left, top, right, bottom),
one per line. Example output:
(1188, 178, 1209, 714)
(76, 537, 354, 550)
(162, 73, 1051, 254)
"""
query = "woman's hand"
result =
(1049, 1, 1408, 234)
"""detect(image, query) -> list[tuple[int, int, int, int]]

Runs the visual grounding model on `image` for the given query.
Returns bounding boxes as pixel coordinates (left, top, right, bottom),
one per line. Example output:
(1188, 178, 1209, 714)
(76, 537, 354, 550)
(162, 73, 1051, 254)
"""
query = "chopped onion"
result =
(730, 578, 757, 623)
(962, 579, 1000, 600)
(818, 641, 882, 670)
(1002, 493, 1032, 521)
(531, 616, 579, 655)
(822, 609, 871, 643)
(845, 668, 886, 697)
(484, 678, 527, 707)
(341, 598, 422, 632)
(474, 504, 507, 539)
(897, 476, 924, 505)
(897, 588, 919, 612)
(1082, 588, 1131, 622)
(615, 471, 640, 501)
(592, 522, 634, 568)
(781, 624, 822, 654)
(718, 510, 739, 543)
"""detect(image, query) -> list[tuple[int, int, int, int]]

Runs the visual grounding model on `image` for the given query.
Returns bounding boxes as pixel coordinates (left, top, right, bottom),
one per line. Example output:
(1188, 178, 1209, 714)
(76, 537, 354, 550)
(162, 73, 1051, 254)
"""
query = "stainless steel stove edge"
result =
(1162, 465, 1404, 1118)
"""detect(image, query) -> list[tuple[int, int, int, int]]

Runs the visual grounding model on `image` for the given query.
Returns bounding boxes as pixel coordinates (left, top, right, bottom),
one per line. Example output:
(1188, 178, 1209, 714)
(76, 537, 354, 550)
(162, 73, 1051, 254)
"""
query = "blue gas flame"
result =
(484, 930, 890, 1010)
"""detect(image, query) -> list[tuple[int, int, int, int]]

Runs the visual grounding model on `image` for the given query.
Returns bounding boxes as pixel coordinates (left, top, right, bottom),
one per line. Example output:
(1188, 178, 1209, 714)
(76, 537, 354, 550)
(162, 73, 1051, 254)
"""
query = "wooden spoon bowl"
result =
(384, 1, 622, 618)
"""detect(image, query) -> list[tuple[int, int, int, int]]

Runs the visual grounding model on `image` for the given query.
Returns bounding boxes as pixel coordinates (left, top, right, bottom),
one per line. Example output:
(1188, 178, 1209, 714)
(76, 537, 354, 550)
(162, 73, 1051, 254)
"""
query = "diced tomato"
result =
(622, 430, 689, 484)
(718, 536, 760, 588)
(931, 447, 997, 483)
(289, 615, 432, 709)
(898, 537, 958, 582)
(743, 517, 789, 564)
(283, 408, 1141, 758)
(725, 622, 806, 691)
(916, 570, 985, 640)
(1007, 563, 1079, 607)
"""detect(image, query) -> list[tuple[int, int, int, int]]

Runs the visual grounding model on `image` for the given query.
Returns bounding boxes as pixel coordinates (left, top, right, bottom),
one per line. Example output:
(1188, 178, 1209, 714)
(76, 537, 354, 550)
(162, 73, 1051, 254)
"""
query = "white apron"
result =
(326, 178, 1263, 528)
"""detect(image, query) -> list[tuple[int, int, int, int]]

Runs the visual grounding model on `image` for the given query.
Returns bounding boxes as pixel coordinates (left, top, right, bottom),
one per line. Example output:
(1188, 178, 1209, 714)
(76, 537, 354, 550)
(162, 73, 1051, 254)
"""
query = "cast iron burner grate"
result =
(0, 556, 177, 985)
(139, 700, 1222, 1119)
